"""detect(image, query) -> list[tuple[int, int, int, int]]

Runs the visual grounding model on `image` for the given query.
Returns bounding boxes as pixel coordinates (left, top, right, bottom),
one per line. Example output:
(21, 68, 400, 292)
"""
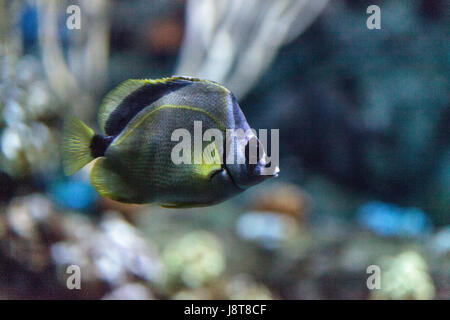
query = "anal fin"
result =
(90, 157, 140, 203)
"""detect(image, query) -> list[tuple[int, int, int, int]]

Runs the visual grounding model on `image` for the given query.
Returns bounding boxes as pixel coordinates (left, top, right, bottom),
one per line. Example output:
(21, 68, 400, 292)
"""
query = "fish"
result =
(61, 76, 279, 207)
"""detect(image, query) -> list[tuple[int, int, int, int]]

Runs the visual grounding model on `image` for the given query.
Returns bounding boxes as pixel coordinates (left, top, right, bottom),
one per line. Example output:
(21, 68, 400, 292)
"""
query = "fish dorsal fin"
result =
(98, 78, 192, 136)
(98, 79, 149, 134)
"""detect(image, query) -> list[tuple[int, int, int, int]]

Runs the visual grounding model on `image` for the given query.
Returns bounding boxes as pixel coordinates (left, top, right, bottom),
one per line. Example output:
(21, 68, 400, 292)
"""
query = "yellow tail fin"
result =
(61, 116, 95, 175)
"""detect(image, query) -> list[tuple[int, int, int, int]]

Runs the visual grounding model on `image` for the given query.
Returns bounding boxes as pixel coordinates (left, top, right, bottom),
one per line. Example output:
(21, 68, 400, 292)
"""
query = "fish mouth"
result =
(273, 166, 280, 177)
(261, 165, 280, 177)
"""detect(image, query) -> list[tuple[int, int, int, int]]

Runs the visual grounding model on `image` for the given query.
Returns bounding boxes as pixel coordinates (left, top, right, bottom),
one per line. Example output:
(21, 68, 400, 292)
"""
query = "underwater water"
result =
(0, 0, 448, 300)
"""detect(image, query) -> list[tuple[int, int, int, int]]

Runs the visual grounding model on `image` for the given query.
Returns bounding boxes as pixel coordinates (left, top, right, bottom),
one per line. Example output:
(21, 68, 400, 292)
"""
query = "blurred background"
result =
(0, 0, 448, 299)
